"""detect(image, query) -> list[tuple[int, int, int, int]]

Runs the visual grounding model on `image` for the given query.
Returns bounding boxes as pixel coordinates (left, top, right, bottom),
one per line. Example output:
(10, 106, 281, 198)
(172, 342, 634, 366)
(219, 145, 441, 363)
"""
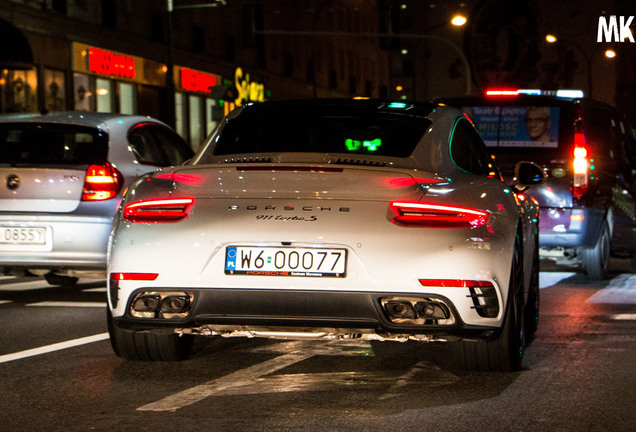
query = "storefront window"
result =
(175, 92, 187, 141)
(189, 95, 204, 150)
(74, 73, 93, 111)
(119, 82, 137, 114)
(205, 98, 219, 137)
(1, 69, 38, 113)
(44, 69, 66, 111)
(96, 78, 113, 112)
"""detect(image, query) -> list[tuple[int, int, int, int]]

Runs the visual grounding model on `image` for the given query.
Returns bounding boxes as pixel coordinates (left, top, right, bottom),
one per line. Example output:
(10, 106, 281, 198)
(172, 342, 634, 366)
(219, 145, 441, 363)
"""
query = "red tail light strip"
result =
(418, 279, 494, 288)
(390, 201, 489, 228)
(123, 197, 195, 223)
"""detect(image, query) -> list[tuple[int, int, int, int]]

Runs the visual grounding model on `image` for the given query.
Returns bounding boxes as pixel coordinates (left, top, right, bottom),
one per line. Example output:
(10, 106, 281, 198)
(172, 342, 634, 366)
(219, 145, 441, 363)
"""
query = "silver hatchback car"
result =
(0, 111, 193, 286)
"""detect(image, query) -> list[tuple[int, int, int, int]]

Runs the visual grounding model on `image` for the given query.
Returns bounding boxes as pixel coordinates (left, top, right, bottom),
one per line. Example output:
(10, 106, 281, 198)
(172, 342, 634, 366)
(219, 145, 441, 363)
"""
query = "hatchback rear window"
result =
(208, 105, 432, 159)
(0, 124, 108, 166)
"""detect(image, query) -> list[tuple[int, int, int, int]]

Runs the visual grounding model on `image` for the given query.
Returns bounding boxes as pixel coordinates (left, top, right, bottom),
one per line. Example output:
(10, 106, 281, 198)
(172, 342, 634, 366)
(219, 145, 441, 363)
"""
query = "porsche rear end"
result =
(108, 163, 517, 342)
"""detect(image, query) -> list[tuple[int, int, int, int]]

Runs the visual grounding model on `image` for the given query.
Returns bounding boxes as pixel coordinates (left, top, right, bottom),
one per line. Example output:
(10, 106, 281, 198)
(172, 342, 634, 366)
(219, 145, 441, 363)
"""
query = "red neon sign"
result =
(88, 47, 135, 79)
(180, 68, 217, 93)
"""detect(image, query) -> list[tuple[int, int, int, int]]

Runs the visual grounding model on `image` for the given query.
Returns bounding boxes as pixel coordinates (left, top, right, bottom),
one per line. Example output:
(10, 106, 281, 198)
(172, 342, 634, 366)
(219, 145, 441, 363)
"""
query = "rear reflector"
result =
(110, 272, 159, 281)
(82, 163, 123, 201)
(123, 197, 194, 223)
(390, 202, 489, 228)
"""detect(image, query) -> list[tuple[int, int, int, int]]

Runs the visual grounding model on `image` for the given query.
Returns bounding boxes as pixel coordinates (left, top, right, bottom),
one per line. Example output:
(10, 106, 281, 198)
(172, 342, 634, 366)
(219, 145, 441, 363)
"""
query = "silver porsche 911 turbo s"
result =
(107, 99, 545, 371)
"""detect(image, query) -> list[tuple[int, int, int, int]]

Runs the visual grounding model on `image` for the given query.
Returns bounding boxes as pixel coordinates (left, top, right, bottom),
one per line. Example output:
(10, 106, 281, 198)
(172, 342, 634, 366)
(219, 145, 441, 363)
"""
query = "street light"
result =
(451, 15, 467, 27)
(545, 33, 615, 99)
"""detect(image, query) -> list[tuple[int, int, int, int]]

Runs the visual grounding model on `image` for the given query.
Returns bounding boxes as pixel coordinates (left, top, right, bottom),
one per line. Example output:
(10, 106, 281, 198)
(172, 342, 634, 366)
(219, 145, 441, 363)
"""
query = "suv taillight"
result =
(82, 163, 123, 201)
(572, 126, 588, 198)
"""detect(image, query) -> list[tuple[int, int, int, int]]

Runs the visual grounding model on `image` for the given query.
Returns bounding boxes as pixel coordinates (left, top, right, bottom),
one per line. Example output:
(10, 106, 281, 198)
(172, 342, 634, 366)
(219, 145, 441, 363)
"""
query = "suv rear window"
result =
(0, 124, 108, 166)
(208, 105, 432, 159)
(468, 106, 561, 149)
(455, 102, 577, 168)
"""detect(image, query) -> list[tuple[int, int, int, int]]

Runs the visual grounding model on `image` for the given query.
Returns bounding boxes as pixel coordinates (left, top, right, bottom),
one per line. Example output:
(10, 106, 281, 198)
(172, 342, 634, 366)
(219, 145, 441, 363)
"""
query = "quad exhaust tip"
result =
(130, 291, 193, 319)
(380, 297, 454, 325)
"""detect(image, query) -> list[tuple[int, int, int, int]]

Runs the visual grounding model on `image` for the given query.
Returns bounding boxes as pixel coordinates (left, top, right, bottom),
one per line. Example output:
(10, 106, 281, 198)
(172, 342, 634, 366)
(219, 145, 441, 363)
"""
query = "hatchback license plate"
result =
(0, 226, 48, 246)
(225, 246, 346, 277)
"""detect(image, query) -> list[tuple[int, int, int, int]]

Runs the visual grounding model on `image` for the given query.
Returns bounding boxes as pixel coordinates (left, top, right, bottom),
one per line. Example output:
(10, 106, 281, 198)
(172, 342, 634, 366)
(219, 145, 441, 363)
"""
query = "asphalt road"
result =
(1, 264, 635, 432)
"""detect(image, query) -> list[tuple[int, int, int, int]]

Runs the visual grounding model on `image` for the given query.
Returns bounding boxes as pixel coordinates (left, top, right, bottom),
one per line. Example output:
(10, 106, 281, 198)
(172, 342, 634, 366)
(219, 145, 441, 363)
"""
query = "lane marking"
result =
(138, 341, 316, 412)
(0, 333, 109, 364)
(0, 300, 12, 305)
(611, 314, 636, 321)
(26, 301, 106, 308)
(539, 272, 576, 289)
(83, 287, 107, 293)
(138, 340, 375, 412)
(588, 274, 636, 304)
(0, 280, 50, 291)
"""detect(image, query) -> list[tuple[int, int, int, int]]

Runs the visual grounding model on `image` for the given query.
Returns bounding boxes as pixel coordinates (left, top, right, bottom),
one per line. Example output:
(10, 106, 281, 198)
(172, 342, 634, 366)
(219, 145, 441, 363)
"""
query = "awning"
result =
(0, 18, 34, 69)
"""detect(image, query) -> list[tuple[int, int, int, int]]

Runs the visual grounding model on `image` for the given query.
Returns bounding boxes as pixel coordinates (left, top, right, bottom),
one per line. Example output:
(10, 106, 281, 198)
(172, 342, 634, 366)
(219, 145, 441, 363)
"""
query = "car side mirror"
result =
(513, 161, 546, 192)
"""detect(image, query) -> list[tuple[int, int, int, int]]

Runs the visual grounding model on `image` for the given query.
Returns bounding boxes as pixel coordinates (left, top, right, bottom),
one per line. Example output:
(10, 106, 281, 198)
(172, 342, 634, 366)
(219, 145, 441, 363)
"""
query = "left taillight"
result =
(82, 163, 123, 201)
(390, 201, 489, 228)
(572, 131, 588, 198)
(123, 197, 194, 223)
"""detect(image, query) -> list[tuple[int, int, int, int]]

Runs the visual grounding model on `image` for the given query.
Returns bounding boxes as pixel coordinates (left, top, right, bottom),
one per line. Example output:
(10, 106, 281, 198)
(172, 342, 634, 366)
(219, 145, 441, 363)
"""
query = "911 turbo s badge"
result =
(256, 214, 317, 222)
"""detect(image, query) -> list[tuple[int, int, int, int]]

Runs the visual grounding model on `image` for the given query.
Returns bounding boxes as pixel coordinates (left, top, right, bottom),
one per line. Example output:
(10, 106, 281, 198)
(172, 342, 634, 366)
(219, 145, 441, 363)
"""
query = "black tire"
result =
(44, 272, 79, 287)
(451, 235, 526, 372)
(525, 235, 540, 339)
(107, 309, 193, 361)
(581, 220, 610, 280)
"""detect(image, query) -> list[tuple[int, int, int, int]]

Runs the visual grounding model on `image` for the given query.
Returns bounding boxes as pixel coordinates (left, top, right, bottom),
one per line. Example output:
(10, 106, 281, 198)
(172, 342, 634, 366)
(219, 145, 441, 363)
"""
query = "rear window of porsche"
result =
(0, 124, 108, 166)
(209, 105, 432, 159)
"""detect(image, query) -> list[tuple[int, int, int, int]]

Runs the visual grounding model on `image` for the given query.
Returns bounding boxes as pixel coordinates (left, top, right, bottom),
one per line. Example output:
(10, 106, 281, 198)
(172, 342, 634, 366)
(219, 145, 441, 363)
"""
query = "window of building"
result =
(118, 82, 136, 114)
(175, 92, 187, 141)
(189, 95, 205, 150)
(0, 69, 38, 113)
(44, 69, 66, 111)
(73, 73, 93, 111)
(96, 78, 114, 112)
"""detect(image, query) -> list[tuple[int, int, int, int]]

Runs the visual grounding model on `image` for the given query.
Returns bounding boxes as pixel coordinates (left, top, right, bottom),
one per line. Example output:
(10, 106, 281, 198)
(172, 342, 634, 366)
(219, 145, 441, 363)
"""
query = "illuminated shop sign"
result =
(88, 47, 135, 79)
(235, 67, 265, 105)
(180, 68, 217, 93)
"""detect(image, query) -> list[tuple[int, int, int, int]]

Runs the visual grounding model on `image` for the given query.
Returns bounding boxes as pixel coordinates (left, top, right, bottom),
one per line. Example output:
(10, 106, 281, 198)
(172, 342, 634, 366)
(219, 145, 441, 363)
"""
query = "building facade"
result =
(1, 0, 633, 148)
(0, 0, 392, 149)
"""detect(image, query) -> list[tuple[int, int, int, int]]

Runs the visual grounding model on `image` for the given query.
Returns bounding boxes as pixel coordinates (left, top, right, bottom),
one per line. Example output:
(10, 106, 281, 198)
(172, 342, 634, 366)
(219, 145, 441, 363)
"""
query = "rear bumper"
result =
(112, 287, 501, 341)
(539, 207, 603, 249)
(0, 215, 112, 270)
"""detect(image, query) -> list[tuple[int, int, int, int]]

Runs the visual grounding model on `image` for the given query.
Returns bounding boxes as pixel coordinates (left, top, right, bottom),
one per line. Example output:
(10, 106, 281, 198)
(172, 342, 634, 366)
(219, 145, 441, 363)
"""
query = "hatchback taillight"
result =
(123, 197, 194, 223)
(82, 163, 123, 201)
(390, 201, 489, 228)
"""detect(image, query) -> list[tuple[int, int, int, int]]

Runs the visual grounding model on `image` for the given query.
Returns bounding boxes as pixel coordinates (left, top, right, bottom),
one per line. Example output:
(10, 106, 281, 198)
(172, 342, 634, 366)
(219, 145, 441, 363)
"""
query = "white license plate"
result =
(0, 226, 48, 246)
(225, 246, 346, 277)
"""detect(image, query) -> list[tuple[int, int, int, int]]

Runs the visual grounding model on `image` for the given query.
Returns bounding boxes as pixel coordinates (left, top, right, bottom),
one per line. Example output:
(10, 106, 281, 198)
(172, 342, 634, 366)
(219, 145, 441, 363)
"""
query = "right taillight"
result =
(390, 201, 489, 228)
(123, 197, 194, 223)
(82, 163, 123, 201)
(573, 126, 588, 198)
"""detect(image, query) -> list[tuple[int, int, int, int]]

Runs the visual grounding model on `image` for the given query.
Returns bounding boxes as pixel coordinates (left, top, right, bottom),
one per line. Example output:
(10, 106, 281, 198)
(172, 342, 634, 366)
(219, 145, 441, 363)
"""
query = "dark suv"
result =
(438, 90, 636, 279)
